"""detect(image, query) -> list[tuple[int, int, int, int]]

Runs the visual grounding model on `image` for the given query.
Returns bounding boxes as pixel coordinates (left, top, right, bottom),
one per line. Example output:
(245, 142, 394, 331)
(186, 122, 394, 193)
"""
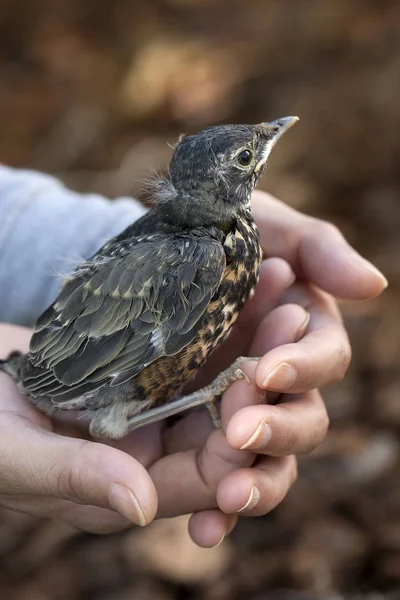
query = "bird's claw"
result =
(235, 367, 252, 386)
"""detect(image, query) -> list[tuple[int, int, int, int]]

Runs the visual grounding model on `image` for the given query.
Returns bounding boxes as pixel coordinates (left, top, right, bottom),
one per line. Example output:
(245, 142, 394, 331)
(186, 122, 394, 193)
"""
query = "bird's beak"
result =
(254, 116, 299, 173)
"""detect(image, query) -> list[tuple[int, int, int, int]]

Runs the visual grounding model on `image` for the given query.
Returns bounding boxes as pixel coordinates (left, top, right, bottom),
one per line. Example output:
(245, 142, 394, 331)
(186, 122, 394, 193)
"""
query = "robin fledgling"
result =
(0, 117, 298, 439)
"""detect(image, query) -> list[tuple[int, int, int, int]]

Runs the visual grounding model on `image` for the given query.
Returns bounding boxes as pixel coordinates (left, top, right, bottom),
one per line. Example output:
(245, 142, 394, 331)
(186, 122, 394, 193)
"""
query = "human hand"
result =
(188, 192, 387, 532)
(181, 190, 387, 541)
(0, 191, 387, 548)
(0, 258, 292, 547)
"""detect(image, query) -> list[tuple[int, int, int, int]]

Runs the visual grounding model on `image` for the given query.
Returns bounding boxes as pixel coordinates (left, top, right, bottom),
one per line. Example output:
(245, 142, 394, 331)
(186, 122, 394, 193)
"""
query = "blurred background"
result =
(1, 0, 400, 598)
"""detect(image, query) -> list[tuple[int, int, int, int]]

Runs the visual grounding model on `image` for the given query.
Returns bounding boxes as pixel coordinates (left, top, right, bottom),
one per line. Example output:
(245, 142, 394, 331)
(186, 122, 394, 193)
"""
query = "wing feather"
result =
(22, 230, 225, 402)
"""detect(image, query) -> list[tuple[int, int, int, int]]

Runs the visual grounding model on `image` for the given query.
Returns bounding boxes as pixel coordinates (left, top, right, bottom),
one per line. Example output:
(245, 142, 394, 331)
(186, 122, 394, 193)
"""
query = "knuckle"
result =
(298, 438, 318, 455)
(279, 425, 299, 456)
(310, 218, 342, 241)
(266, 472, 284, 511)
(331, 339, 352, 384)
(340, 340, 352, 374)
(300, 403, 330, 454)
(314, 407, 330, 447)
(266, 457, 295, 510)
(54, 467, 74, 501)
(55, 441, 91, 502)
(318, 406, 330, 440)
(195, 448, 219, 496)
(56, 468, 78, 502)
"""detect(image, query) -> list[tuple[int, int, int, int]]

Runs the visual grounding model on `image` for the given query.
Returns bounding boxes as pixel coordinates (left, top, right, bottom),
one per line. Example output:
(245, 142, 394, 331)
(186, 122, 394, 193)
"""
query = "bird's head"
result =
(157, 117, 299, 229)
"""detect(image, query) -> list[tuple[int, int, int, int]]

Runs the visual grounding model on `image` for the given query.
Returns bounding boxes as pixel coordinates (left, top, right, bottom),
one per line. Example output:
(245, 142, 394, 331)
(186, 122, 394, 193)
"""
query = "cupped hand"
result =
(185, 190, 387, 542)
(0, 190, 387, 549)
(0, 256, 294, 546)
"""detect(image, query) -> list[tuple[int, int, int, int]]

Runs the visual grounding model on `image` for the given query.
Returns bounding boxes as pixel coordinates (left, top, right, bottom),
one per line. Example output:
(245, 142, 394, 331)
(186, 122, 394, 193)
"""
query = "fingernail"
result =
(263, 362, 297, 390)
(211, 533, 226, 548)
(237, 484, 260, 513)
(109, 483, 146, 527)
(295, 312, 310, 342)
(240, 419, 272, 450)
(354, 254, 388, 289)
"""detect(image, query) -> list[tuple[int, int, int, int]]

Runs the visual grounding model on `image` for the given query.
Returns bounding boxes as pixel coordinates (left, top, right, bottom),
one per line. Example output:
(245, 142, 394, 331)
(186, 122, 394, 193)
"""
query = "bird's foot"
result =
(125, 356, 260, 433)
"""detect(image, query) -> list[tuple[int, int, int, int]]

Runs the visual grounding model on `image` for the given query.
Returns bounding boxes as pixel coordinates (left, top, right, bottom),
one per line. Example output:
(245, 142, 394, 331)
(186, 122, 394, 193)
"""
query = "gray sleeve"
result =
(0, 165, 147, 326)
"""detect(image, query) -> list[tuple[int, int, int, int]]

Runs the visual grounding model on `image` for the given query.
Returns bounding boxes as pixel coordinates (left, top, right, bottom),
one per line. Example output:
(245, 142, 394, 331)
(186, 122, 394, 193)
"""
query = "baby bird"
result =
(0, 117, 298, 439)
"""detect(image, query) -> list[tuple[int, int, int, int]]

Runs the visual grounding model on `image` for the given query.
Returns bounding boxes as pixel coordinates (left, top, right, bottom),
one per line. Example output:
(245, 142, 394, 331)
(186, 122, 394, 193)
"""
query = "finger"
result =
(251, 190, 388, 298)
(217, 455, 297, 516)
(163, 410, 214, 453)
(188, 510, 237, 548)
(254, 284, 351, 393)
(0, 379, 157, 527)
(103, 423, 164, 468)
(248, 303, 310, 358)
(149, 429, 255, 519)
(220, 303, 310, 427)
(226, 389, 329, 456)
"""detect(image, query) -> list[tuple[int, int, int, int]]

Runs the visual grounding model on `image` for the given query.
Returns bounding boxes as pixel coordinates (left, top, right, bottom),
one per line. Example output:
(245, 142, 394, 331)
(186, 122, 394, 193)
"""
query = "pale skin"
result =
(0, 191, 387, 548)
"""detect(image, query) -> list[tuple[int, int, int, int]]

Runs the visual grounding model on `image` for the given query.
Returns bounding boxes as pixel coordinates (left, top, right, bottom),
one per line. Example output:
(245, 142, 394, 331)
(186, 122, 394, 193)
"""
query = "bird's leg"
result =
(205, 400, 222, 429)
(126, 356, 261, 432)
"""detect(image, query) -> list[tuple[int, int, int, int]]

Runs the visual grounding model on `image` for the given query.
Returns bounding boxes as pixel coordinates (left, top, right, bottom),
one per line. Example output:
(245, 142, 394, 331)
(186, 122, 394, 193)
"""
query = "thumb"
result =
(0, 412, 157, 527)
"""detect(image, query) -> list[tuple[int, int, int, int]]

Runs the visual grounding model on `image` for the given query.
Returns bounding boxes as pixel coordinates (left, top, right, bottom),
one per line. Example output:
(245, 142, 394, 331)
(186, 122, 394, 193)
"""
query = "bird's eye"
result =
(237, 149, 253, 166)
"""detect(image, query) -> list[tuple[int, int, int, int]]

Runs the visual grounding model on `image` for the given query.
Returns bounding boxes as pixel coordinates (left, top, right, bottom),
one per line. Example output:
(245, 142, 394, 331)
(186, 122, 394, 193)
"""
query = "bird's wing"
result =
(24, 232, 225, 400)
